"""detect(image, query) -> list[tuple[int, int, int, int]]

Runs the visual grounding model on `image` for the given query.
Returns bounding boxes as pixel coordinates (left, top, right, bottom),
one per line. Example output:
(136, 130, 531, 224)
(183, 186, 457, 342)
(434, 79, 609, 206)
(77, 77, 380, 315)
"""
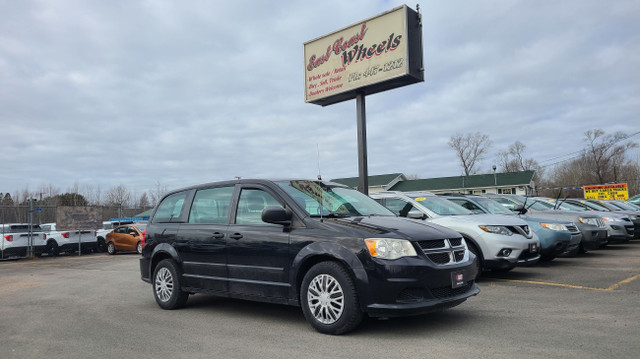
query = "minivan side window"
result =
(188, 186, 234, 224)
(153, 192, 188, 222)
(235, 189, 284, 225)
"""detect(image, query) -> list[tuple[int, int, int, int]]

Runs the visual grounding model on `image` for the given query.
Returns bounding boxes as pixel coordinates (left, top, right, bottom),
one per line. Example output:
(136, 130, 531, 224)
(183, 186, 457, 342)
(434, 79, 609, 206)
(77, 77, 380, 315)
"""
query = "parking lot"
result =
(1, 242, 638, 359)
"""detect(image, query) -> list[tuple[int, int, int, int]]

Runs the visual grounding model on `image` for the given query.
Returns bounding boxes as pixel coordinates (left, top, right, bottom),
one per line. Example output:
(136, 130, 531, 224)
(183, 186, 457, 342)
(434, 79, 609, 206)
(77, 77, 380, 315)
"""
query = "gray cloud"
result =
(1, 0, 638, 197)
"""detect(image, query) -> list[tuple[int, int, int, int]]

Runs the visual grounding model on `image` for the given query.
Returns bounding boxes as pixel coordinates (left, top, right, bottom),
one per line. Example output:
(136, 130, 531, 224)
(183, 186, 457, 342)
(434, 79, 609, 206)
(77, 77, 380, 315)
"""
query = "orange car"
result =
(105, 224, 146, 255)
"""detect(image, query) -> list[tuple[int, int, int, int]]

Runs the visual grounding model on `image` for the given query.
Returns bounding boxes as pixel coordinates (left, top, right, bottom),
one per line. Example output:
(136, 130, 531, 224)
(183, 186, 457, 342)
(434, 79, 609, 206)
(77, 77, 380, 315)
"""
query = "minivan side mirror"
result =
(262, 207, 292, 226)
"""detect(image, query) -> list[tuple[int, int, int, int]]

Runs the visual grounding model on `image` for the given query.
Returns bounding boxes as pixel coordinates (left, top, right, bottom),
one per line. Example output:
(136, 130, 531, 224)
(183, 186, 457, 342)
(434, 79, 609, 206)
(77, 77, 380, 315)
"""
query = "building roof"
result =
(389, 170, 535, 192)
(331, 173, 406, 188)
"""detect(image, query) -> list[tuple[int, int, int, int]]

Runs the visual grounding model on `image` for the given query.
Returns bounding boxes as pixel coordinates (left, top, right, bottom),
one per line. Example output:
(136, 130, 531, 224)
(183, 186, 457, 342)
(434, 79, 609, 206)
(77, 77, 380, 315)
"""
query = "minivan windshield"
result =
(276, 180, 394, 217)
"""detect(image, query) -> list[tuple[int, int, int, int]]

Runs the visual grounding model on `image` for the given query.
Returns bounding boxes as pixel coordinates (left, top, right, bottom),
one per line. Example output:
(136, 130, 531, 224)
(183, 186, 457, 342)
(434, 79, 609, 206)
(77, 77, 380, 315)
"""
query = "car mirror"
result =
(262, 207, 292, 226)
(514, 204, 528, 215)
(130, 232, 138, 236)
(407, 210, 426, 220)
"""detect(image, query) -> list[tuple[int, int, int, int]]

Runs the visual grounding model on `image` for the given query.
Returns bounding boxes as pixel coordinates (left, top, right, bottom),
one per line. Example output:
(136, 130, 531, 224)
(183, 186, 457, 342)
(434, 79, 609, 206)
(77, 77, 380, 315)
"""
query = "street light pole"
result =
(492, 165, 497, 192)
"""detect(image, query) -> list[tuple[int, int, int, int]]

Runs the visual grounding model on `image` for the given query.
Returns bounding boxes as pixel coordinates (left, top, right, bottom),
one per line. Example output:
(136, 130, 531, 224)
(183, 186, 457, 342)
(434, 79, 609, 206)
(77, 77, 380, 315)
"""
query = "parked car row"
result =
(1, 220, 145, 259)
(372, 191, 639, 269)
(486, 194, 637, 246)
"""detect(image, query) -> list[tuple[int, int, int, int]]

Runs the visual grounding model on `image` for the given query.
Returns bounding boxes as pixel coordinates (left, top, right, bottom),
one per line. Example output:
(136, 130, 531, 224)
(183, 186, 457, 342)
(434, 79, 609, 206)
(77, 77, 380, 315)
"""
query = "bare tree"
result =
(497, 141, 544, 178)
(448, 132, 492, 176)
(105, 184, 132, 208)
(543, 129, 640, 197)
(150, 180, 168, 206)
(80, 184, 102, 205)
(37, 183, 60, 201)
(138, 192, 151, 209)
(583, 129, 638, 184)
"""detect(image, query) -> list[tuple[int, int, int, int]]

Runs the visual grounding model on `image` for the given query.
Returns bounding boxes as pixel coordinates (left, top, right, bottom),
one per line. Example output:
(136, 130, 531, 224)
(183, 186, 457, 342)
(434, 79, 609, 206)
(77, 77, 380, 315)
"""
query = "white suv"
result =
(1, 224, 46, 258)
(371, 191, 540, 273)
(40, 223, 97, 256)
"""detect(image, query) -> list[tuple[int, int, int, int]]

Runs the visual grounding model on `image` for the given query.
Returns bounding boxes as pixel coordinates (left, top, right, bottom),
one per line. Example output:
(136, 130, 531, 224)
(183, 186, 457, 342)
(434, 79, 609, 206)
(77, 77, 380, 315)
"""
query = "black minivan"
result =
(140, 179, 479, 334)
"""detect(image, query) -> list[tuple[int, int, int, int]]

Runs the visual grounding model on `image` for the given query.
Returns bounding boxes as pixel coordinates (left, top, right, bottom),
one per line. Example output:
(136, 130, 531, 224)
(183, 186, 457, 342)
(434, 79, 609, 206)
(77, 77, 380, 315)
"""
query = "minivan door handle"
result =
(211, 232, 224, 239)
(229, 233, 243, 240)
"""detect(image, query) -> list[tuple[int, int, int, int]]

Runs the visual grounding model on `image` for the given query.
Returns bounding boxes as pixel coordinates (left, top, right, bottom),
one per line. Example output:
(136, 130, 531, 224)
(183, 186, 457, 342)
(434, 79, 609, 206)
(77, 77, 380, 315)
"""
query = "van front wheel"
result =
(300, 261, 363, 335)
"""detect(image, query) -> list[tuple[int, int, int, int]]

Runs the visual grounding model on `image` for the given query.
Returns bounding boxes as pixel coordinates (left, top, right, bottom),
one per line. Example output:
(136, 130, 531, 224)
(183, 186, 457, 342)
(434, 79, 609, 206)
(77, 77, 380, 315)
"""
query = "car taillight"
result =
(62, 232, 69, 238)
(141, 229, 146, 248)
(4, 234, 13, 241)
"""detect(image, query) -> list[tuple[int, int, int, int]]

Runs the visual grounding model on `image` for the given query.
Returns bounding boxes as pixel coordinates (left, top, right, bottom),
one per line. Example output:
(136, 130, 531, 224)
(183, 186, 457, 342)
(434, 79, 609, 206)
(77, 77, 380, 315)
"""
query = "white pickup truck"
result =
(1, 224, 47, 259)
(40, 223, 97, 256)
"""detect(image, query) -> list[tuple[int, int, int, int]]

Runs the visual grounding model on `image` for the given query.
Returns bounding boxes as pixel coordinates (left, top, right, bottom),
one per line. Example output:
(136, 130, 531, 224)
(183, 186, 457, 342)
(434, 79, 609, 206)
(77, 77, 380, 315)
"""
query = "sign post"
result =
(304, 5, 424, 193)
(356, 92, 368, 194)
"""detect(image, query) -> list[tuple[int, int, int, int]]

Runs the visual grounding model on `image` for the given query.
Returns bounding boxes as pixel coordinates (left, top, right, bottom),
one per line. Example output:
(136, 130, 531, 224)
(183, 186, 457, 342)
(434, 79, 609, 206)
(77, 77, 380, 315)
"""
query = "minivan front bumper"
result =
(359, 254, 480, 318)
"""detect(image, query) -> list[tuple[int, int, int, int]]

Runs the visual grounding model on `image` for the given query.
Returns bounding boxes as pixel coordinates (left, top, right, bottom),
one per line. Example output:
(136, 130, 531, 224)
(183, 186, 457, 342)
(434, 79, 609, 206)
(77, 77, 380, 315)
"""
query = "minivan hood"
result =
(324, 215, 461, 240)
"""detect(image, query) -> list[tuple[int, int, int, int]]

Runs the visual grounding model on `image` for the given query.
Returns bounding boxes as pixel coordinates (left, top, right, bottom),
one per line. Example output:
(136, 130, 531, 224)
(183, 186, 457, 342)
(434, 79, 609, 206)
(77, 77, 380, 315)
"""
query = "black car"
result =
(139, 179, 479, 334)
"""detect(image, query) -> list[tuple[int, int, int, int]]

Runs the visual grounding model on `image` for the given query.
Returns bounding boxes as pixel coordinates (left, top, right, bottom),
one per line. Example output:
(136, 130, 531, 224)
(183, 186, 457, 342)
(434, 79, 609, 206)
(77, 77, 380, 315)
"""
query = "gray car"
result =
(486, 194, 608, 252)
(558, 199, 634, 243)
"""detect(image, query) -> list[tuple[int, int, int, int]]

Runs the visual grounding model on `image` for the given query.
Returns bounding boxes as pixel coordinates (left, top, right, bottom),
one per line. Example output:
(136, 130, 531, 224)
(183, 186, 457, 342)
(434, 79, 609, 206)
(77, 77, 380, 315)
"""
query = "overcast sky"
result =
(1, 0, 639, 200)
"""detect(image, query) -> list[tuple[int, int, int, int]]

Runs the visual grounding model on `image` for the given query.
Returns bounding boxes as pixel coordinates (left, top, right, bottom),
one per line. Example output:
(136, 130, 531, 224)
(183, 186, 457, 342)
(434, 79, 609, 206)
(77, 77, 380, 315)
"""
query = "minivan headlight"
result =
(364, 238, 417, 260)
(479, 225, 512, 236)
(540, 222, 568, 231)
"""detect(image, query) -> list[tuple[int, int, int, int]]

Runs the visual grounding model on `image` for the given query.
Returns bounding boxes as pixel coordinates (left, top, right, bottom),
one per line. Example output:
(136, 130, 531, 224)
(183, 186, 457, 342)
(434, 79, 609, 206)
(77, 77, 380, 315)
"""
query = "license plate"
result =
(529, 242, 539, 253)
(451, 271, 465, 288)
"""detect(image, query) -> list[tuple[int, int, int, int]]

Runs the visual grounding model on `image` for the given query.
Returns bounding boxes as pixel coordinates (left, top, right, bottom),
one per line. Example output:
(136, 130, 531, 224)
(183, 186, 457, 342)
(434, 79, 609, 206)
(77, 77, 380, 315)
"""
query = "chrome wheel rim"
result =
(137, 243, 142, 254)
(155, 267, 174, 302)
(107, 243, 114, 254)
(307, 274, 344, 324)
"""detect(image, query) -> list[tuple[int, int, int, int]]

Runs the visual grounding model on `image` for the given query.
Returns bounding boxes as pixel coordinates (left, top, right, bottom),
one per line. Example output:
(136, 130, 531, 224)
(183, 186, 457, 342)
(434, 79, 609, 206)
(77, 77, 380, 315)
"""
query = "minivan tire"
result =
(300, 261, 363, 335)
(153, 259, 189, 310)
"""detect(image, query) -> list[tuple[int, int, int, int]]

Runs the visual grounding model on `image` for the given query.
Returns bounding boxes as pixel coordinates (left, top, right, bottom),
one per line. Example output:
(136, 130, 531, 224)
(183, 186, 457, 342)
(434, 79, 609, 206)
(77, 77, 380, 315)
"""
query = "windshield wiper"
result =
(311, 213, 350, 218)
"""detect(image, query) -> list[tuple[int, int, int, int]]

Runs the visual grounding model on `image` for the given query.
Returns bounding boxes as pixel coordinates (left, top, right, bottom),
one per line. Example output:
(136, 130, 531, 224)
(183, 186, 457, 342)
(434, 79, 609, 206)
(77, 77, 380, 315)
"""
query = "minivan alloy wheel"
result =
(152, 259, 189, 310)
(155, 267, 174, 302)
(307, 274, 344, 324)
(300, 261, 363, 335)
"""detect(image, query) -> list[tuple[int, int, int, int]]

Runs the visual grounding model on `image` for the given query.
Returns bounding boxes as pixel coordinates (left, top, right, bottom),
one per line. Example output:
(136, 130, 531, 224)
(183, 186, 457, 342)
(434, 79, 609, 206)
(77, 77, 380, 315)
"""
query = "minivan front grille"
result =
(418, 238, 467, 265)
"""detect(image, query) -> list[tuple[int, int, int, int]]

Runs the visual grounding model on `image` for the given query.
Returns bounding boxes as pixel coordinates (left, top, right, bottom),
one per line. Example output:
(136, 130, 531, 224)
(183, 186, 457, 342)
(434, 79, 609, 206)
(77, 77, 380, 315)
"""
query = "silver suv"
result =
(371, 192, 540, 273)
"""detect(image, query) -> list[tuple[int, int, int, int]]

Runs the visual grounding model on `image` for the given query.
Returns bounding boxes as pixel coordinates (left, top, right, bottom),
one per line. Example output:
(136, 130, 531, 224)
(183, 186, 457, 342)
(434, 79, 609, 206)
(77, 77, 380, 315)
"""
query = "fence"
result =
(1, 204, 152, 260)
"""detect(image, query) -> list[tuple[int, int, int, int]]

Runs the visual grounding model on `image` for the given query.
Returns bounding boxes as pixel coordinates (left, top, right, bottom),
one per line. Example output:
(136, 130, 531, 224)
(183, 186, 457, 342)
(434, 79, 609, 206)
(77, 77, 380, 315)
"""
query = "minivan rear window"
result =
(153, 192, 188, 222)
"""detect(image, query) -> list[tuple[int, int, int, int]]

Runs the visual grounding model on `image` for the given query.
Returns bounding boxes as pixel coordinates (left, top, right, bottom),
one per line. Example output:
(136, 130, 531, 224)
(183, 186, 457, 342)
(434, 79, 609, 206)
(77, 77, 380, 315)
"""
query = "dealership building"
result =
(331, 170, 536, 196)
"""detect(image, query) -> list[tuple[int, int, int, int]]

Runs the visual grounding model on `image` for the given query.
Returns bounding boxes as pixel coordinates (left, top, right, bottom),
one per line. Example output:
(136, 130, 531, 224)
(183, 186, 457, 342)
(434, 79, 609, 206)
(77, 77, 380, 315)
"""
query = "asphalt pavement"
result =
(1, 242, 638, 359)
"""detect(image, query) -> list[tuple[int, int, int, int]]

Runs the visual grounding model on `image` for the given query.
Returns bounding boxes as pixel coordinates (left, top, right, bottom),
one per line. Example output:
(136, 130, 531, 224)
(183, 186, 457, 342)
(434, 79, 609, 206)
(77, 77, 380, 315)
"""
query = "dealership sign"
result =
(583, 183, 629, 200)
(304, 5, 424, 106)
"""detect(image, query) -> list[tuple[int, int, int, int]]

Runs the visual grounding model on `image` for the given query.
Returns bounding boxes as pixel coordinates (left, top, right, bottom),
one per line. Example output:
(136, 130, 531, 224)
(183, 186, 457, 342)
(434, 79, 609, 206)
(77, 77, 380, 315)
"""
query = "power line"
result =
(538, 130, 640, 169)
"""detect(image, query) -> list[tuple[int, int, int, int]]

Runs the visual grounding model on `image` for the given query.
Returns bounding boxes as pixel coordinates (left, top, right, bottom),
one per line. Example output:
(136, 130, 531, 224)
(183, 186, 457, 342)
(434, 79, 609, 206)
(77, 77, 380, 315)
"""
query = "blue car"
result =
(443, 195, 582, 260)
